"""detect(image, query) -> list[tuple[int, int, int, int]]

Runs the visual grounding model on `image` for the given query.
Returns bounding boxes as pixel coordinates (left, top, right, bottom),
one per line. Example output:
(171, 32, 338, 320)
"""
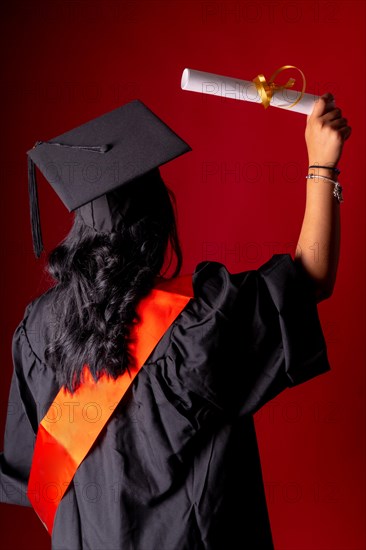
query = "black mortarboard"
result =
(27, 99, 192, 258)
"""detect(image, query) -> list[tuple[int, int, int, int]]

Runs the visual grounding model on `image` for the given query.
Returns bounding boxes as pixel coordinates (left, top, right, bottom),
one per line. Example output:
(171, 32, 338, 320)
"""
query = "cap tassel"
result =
(28, 155, 44, 258)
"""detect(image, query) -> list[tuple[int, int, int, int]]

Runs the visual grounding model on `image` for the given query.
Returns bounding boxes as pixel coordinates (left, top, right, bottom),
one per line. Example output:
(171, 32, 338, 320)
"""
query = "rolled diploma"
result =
(181, 68, 319, 116)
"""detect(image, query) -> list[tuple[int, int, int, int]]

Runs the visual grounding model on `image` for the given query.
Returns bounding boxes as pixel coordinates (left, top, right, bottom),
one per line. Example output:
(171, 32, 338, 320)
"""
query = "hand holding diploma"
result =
(305, 92, 351, 167)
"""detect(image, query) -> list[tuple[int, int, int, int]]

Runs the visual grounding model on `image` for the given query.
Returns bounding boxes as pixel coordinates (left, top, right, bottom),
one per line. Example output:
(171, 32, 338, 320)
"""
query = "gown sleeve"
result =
(181, 253, 332, 417)
(0, 310, 39, 507)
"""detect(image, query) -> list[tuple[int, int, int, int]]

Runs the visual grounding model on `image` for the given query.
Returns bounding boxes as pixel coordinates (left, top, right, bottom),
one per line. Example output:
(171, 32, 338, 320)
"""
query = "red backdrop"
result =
(1, 1, 365, 548)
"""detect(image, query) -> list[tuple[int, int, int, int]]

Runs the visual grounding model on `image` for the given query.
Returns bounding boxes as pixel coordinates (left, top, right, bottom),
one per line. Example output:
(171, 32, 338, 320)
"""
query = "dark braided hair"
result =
(44, 171, 183, 394)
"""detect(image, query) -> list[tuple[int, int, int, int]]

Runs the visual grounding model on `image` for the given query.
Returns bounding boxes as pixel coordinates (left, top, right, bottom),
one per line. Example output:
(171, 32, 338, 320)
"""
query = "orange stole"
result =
(27, 276, 193, 535)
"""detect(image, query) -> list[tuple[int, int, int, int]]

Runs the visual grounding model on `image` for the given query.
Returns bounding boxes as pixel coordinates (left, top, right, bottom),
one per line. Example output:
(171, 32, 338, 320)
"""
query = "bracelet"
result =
(306, 173, 344, 203)
(308, 164, 341, 175)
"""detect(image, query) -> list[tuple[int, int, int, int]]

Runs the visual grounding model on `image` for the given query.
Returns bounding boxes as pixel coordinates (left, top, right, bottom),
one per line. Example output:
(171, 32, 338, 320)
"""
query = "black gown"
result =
(0, 253, 331, 550)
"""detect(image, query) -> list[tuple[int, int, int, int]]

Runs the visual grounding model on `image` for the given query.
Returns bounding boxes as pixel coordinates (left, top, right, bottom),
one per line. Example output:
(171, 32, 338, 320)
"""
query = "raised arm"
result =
(294, 93, 351, 303)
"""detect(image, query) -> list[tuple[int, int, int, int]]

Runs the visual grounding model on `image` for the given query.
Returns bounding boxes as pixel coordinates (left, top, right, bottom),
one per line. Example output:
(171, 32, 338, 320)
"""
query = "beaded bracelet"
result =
(306, 173, 344, 203)
(308, 164, 341, 176)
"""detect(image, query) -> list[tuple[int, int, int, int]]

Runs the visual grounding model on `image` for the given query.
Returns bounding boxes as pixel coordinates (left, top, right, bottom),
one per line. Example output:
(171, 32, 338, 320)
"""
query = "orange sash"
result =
(27, 276, 193, 535)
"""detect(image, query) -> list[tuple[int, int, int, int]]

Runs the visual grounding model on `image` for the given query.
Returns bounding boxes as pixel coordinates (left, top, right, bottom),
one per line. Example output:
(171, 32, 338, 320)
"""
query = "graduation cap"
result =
(27, 99, 192, 258)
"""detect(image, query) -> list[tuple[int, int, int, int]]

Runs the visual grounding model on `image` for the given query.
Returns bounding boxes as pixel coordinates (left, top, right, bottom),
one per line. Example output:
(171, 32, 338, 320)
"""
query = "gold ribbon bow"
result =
(253, 65, 306, 110)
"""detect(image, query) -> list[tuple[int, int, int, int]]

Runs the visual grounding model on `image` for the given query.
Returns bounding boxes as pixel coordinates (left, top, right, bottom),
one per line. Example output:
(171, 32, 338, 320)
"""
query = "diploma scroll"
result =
(181, 68, 319, 116)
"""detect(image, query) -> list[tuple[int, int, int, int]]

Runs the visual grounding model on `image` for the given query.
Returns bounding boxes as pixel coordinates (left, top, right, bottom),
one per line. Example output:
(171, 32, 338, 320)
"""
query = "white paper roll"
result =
(181, 68, 318, 116)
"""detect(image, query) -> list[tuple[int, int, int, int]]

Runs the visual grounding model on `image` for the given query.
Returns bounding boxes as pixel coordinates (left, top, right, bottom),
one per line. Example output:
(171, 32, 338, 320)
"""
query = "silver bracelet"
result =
(306, 173, 344, 204)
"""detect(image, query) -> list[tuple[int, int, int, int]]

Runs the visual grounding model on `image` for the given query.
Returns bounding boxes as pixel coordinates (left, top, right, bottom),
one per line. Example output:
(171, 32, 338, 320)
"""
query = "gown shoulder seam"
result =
(19, 320, 46, 367)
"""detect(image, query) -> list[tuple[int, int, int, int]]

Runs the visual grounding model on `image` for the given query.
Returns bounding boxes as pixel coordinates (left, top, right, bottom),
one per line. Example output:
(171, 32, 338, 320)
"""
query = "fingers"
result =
(309, 92, 335, 119)
(328, 116, 348, 129)
(322, 107, 343, 122)
(339, 126, 352, 141)
(325, 117, 352, 147)
(307, 95, 351, 141)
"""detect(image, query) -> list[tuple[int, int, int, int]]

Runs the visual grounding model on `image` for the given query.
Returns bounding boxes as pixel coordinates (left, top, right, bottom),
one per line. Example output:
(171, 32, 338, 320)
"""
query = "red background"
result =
(1, 1, 365, 548)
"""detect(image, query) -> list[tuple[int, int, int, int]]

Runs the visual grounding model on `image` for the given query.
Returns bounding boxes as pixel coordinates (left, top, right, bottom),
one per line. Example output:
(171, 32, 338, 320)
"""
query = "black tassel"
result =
(27, 155, 44, 258)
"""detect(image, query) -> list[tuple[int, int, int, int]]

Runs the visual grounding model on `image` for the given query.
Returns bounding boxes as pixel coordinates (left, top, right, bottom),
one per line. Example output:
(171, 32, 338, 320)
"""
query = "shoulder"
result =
(13, 287, 57, 364)
(191, 260, 256, 313)
(190, 254, 308, 313)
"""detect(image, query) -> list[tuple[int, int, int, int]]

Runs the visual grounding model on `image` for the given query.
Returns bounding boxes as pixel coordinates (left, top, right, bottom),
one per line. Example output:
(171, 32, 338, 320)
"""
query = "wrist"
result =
(308, 160, 339, 168)
(308, 168, 338, 179)
(307, 162, 340, 179)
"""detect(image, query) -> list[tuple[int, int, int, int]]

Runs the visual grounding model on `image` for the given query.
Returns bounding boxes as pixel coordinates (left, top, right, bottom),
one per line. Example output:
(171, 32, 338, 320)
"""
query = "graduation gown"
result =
(0, 253, 331, 550)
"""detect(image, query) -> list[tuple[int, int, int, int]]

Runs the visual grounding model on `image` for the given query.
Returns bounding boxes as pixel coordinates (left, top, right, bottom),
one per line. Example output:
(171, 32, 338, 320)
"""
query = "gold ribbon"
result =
(252, 65, 306, 110)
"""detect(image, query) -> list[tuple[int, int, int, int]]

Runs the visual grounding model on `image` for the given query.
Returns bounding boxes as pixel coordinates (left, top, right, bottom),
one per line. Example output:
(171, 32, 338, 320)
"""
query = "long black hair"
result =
(44, 170, 183, 394)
